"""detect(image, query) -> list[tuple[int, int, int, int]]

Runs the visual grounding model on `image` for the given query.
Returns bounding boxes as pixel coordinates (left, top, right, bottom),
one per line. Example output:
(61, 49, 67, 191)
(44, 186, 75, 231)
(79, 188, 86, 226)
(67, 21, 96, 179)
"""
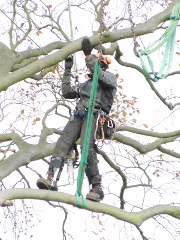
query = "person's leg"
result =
(80, 114, 104, 201)
(37, 117, 82, 190)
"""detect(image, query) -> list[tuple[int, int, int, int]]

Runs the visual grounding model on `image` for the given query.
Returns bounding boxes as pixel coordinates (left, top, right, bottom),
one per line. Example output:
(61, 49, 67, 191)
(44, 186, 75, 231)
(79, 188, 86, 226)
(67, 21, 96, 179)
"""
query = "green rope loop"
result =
(75, 60, 100, 208)
(138, 3, 180, 81)
(75, 192, 87, 208)
(170, 2, 180, 20)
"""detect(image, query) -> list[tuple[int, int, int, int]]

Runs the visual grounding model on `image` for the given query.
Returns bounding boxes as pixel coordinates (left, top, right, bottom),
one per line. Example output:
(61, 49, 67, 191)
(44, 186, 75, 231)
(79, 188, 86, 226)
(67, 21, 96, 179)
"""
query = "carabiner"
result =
(107, 119, 114, 128)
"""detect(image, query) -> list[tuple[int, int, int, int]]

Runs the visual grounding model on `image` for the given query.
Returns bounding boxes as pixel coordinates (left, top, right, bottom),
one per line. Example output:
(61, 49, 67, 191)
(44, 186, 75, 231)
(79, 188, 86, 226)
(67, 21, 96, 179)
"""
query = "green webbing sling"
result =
(75, 60, 100, 208)
(138, 3, 180, 82)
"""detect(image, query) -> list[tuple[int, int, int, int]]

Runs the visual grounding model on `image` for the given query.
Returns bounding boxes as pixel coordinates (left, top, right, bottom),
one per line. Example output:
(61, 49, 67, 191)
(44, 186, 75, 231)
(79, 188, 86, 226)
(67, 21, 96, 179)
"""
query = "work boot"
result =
(36, 177, 51, 190)
(37, 177, 58, 191)
(86, 184, 104, 202)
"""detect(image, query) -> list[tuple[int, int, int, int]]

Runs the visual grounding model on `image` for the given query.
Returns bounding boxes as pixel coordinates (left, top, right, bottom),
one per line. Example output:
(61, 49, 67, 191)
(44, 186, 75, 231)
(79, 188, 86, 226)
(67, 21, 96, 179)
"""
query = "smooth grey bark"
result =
(0, 188, 180, 226)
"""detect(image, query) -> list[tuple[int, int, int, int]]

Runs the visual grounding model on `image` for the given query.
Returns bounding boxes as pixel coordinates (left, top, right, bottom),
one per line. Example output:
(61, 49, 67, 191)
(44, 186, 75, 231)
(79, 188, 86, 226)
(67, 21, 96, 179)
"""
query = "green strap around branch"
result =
(75, 60, 100, 208)
(138, 3, 180, 82)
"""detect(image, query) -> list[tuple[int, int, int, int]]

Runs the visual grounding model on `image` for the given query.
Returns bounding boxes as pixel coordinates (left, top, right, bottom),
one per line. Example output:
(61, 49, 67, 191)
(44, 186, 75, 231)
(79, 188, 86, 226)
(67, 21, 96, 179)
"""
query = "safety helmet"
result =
(95, 53, 111, 69)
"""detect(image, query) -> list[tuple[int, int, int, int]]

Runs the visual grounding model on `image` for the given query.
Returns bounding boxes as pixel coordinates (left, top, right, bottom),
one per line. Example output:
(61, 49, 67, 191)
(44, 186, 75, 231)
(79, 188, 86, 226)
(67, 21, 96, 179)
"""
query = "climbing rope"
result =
(138, 3, 180, 81)
(75, 60, 100, 208)
(75, 0, 105, 207)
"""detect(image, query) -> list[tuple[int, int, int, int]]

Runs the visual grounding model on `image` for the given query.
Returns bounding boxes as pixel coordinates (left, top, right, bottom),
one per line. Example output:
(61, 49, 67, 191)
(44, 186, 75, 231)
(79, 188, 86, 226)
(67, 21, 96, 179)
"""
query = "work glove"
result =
(65, 55, 73, 71)
(81, 37, 92, 56)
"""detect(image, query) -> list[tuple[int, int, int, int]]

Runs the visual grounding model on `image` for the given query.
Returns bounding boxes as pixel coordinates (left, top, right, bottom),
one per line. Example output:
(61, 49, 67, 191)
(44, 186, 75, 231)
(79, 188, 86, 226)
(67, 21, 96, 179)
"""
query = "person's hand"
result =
(65, 55, 73, 71)
(81, 37, 92, 56)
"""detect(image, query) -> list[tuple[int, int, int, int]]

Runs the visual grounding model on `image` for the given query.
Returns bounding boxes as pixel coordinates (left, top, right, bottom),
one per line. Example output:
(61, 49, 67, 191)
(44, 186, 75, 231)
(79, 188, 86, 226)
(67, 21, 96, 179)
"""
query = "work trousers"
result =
(50, 114, 101, 185)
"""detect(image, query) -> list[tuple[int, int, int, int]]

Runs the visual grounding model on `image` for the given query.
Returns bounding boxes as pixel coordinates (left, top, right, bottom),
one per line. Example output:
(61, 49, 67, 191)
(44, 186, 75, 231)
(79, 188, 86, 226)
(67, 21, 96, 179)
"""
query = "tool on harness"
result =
(73, 143, 80, 168)
(95, 111, 116, 141)
(67, 149, 75, 185)
(67, 159, 74, 184)
(67, 144, 80, 184)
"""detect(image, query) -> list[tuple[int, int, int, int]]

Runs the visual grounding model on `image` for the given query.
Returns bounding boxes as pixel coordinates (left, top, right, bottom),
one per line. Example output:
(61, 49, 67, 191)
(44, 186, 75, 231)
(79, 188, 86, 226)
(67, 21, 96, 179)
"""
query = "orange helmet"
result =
(95, 53, 111, 68)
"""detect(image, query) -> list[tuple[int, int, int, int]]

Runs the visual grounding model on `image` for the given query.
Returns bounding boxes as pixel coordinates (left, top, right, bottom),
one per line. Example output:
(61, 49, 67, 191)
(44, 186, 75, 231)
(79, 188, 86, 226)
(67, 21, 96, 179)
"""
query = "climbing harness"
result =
(138, 3, 180, 81)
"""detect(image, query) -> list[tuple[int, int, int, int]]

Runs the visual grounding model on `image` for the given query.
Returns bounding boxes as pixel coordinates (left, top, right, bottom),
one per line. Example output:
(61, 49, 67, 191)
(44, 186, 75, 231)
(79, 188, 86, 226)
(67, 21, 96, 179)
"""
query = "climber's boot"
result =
(86, 184, 104, 202)
(85, 165, 104, 202)
(36, 177, 52, 190)
(36, 156, 64, 191)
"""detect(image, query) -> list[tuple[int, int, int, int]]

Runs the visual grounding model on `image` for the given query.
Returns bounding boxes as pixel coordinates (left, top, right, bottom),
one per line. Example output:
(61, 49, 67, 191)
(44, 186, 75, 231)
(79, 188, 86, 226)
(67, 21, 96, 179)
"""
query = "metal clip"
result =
(107, 119, 114, 128)
(98, 109, 106, 118)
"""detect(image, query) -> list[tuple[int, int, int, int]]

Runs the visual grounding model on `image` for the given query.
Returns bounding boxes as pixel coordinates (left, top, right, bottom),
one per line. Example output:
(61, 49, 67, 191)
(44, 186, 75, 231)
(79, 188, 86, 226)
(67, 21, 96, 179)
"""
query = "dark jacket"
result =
(62, 55, 117, 114)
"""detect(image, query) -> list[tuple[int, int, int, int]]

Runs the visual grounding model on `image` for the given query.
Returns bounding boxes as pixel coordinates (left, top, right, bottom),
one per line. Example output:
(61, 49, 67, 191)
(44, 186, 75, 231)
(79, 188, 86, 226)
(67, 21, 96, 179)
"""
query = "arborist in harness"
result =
(36, 37, 117, 202)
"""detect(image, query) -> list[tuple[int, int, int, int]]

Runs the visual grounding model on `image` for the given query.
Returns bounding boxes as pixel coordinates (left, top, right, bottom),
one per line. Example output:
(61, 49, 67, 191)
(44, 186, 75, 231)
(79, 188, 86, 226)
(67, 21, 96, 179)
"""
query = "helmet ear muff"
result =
(106, 57, 111, 64)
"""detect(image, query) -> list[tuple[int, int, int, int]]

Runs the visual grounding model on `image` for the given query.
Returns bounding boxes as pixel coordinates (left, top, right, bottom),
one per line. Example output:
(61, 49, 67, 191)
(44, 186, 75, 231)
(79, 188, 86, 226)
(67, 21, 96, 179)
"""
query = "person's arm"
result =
(81, 37, 117, 88)
(62, 56, 77, 99)
(86, 55, 117, 88)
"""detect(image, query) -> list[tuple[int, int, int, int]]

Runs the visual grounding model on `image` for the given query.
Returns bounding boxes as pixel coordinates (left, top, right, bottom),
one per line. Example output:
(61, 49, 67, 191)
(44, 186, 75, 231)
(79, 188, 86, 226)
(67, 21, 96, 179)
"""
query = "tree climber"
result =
(36, 37, 117, 202)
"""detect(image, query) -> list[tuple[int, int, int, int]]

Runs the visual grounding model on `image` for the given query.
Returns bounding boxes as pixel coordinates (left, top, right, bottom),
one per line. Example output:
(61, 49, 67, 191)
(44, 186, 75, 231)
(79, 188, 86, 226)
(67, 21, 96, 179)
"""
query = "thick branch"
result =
(0, 188, 180, 227)
(0, 143, 54, 181)
(0, 1, 179, 91)
(116, 126, 180, 138)
(113, 133, 179, 154)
